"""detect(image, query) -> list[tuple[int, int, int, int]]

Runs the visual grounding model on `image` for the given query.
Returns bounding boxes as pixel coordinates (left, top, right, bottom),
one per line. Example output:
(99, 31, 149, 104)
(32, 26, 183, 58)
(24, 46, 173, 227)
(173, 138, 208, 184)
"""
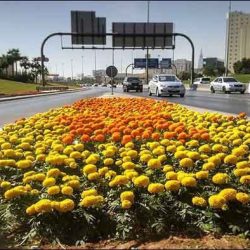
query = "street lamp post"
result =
(225, 0, 231, 76)
(71, 59, 73, 81)
(146, 1, 150, 85)
(94, 50, 97, 82)
(62, 63, 64, 78)
(81, 56, 84, 81)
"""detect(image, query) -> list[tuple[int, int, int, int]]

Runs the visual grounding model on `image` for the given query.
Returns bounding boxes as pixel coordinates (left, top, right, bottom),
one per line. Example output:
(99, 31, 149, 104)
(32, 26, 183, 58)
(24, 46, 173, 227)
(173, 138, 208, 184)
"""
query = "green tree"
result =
(203, 65, 216, 76)
(233, 58, 250, 74)
(6, 49, 22, 76)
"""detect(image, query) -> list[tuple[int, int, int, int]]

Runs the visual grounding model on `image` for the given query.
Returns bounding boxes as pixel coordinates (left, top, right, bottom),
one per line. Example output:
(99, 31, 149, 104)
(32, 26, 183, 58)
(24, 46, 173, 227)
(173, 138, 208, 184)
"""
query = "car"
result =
(93, 83, 98, 87)
(101, 83, 107, 87)
(123, 77, 143, 92)
(148, 74, 186, 97)
(194, 77, 211, 85)
(210, 77, 246, 94)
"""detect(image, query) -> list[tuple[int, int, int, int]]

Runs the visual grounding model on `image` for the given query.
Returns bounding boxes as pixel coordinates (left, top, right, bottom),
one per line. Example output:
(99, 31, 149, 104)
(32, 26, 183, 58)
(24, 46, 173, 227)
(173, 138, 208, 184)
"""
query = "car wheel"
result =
(210, 86, 215, 93)
(180, 93, 185, 98)
(240, 91, 245, 94)
(148, 88, 152, 96)
(223, 87, 228, 94)
(156, 88, 161, 97)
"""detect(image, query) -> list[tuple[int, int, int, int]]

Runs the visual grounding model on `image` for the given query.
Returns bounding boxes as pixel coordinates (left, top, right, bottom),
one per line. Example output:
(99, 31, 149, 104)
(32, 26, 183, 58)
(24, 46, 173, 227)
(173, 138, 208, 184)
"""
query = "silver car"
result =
(148, 74, 186, 97)
(210, 77, 246, 94)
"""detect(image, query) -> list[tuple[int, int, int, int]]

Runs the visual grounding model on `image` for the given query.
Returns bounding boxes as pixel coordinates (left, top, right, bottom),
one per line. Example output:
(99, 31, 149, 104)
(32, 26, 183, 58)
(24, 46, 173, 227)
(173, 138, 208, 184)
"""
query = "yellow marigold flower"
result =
(180, 158, 194, 168)
(88, 172, 100, 181)
(212, 144, 223, 152)
(202, 162, 215, 171)
(98, 167, 109, 176)
(187, 140, 199, 148)
(61, 186, 73, 196)
(3, 149, 16, 158)
(36, 154, 46, 162)
(160, 139, 171, 146)
(166, 171, 178, 180)
(83, 164, 97, 175)
(174, 151, 187, 159)
(181, 176, 197, 187)
(80, 195, 104, 207)
(123, 156, 132, 162)
(125, 142, 134, 149)
(47, 168, 61, 177)
(42, 177, 56, 187)
(147, 159, 161, 169)
(122, 162, 135, 170)
(26, 205, 36, 215)
(240, 175, 250, 185)
(103, 149, 115, 158)
(165, 180, 181, 192)
(74, 143, 84, 152)
(110, 175, 129, 187)
(31, 189, 40, 195)
(207, 156, 221, 166)
(0, 181, 11, 189)
(219, 188, 237, 201)
(236, 161, 250, 169)
(224, 155, 238, 165)
(236, 192, 250, 204)
(127, 150, 138, 159)
(81, 189, 98, 198)
(63, 146, 74, 155)
(212, 173, 229, 185)
(16, 160, 32, 169)
(148, 183, 165, 194)
(158, 155, 167, 162)
(124, 170, 138, 179)
(232, 147, 246, 157)
(166, 145, 177, 153)
(233, 168, 250, 177)
(34, 199, 52, 213)
(70, 151, 82, 159)
(152, 147, 165, 156)
(105, 170, 117, 179)
(162, 165, 173, 173)
(120, 191, 134, 203)
(47, 185, 60, 195)
(85, 154, 99, 165)
(33, 173, 46, 182)
(103, 158, 114, 166)
(192, 196, 207, 207)
(66, 180, 80, 189)
(59, 199, 75, 212)
(121, 200, 132, 209)
(115, 160, 122, 166)
(187, 152, 200, 160)
(208, 195, 226, 209)
(133, 175, 150, 188)
(195, 171, 209, 180)
(198, 144, 211, 154)
(140, 154, 152, 163)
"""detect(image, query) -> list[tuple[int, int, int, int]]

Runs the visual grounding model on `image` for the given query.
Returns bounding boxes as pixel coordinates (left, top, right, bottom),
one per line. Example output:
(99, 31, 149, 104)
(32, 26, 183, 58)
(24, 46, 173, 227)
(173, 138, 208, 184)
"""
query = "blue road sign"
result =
(134, 58, 159, 68)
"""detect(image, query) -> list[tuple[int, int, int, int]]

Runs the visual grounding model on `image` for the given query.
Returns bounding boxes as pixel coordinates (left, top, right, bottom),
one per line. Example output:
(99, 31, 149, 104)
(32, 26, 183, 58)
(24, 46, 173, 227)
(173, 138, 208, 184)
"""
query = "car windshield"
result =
(223, 78, 238, 82)
(159, 76, 177, 82)
(127, 77, 139, 81)
(202, 78, 210, 81)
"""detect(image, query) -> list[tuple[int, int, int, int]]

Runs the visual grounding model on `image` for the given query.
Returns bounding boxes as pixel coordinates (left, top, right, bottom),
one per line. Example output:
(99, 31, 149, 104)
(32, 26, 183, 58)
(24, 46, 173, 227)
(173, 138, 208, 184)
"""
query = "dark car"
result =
(123, 77, 143, 92)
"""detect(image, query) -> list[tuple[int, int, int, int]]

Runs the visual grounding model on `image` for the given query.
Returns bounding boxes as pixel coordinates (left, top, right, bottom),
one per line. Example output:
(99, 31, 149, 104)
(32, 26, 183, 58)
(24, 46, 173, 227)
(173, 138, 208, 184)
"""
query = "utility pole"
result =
(225, 0, 231, 76)
(146, 1, 150, 85)
(71, 59, 73, 81)
(81, 55, 84, 81)
(94, 50, 97, 82)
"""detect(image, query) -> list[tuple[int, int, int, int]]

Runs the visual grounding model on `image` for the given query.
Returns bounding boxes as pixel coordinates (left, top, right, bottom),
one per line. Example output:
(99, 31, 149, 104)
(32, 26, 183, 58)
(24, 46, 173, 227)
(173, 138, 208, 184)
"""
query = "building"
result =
(226, 11, 250, 73)
(173, 59, 191, 74)
(203, 57, 224, 69)
(197, 49, 204, 70)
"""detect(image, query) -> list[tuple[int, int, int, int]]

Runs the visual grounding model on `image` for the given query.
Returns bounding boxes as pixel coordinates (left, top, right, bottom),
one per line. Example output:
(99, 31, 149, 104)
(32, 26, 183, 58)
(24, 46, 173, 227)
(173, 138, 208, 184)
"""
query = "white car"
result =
(210, 77, 246, 94)
(148, 74, 186, 97)
(194, 77, 210, 85)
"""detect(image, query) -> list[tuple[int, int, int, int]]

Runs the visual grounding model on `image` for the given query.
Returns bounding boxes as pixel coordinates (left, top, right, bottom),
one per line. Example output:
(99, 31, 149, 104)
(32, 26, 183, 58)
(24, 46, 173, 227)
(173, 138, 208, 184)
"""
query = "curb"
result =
(0, 88, 87, 102)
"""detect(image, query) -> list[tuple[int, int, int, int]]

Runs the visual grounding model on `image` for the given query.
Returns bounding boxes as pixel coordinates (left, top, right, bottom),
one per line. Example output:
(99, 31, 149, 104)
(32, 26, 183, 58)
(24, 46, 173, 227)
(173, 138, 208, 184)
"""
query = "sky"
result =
(1, 1, 250, 77)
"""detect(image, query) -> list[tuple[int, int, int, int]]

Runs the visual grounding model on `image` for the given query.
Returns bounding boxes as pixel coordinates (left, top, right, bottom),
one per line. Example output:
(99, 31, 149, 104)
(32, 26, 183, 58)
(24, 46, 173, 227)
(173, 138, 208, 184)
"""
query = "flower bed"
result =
(0, 97, 249, 246)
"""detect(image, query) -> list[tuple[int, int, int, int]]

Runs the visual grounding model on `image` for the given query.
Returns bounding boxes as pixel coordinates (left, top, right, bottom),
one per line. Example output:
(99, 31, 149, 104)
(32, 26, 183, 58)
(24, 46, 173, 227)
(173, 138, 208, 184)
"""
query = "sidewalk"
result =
(0, 88, 86, 102)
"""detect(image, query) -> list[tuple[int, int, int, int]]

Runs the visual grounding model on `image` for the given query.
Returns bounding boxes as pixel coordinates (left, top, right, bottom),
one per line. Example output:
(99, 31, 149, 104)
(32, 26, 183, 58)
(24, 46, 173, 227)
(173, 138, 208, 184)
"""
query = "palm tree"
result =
(0, 54, 11, 76)
(7, 49, 22, 76)
(19, 56, 31, 74)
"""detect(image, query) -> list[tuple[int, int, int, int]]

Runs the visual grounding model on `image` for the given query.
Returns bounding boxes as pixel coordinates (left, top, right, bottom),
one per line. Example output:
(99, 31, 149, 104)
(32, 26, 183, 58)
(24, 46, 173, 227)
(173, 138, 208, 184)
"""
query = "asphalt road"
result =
(0, 86, 249, 127)
(119, 88, 250, 116)
(0, 88, 106, 127)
